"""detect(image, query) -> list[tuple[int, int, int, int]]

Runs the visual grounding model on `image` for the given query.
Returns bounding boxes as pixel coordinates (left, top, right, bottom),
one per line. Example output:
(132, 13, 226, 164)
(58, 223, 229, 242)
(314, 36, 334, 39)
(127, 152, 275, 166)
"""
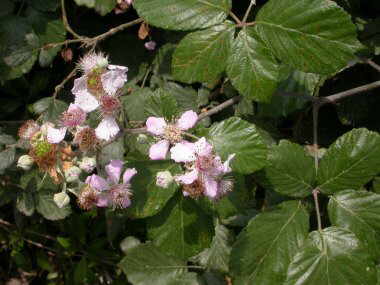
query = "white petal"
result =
(95, 116, 120, 141)
(194, 137, 213, 156)
(175, 169, 198, 185)
(123, 168, 137, 184)
(146, 117, 167, 136)
(101, 68, 127, 96)
(149, 140, 170, 160)
(47, 126, 67, 144)
(176, 110, 198, 130)
(222, 153, 235, 173)
(203, 176, 218, 199)
(170, 142, 196, 163)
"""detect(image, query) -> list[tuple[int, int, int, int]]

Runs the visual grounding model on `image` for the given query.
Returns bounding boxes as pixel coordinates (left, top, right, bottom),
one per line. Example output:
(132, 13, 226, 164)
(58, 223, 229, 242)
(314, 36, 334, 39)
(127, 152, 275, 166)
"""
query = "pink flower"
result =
(170, 137, 235, 200)
(85, 160, 136, 209)
(146, 110, 198, 160)
(61, 104, 86, 128)
(145, 41, 156, 51)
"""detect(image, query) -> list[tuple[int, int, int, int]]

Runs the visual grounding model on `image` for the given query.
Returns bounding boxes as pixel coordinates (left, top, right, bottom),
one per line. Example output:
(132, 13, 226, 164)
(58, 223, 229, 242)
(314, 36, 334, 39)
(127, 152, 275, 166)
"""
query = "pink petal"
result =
(170, 142, 196, 163)
(176, 110, 198, 130)
(146, 117, 167, 136)
(96, 193, 110, 207)
(101, 67, 128, 96)
(86, 174, 109, 191)
(175, 169, 198, 185)
(95, 116, 120, 141)
(149, 140, 169, 160)
(47, 126, 67, 144)
(123, 168, 137, 184)
(203, 176, 218, 199)
(73, 77, 100, 113)
(144, 41, 157, 51)
(194, 137, 213, 157)
(105, 160, 124, 184)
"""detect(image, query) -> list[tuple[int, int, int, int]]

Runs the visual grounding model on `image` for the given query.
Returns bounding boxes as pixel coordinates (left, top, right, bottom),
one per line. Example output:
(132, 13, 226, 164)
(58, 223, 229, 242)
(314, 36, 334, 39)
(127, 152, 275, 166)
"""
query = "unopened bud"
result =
(137, 134, 148, 144)
(64, 166, 81, 183)
(156, 170, 173, 188)
(17, 155, 34, 170)
(79, 157, 97, 173)
(53, 192, 70, 208)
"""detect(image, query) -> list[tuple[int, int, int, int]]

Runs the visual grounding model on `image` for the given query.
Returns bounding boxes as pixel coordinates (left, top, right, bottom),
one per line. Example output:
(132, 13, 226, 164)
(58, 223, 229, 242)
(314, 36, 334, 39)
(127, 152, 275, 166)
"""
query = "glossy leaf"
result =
(317, 128, 380, 194)
(134, 0, 231, 31)
(230, 201, 309, 284)
(144, 88, 179, 120)
(172, 22, 234, 84)
(36, 191, 71, 221)
(226, 28, 279, 102)
(255, 0, 361, 74)
(207, 117, 268, 174)
(263, 140, 315, 198)
(147, 192, 213, 260)
(122, 88, 153, 121)
(285, 227, 377, 285)
(328, 190, 380, 259)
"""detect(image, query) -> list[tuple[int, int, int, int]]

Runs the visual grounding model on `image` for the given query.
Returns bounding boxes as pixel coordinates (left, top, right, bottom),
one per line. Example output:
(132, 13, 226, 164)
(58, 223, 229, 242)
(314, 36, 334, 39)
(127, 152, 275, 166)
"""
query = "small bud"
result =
(156, 170, 173, 188)
(144, 40, 156, 51)
(137, 134, 148, 144)
(79, 157, 97, 173)
(64, 166, 82, 183)
(53, 192, 70, 208)
(17, 155, 34, 170)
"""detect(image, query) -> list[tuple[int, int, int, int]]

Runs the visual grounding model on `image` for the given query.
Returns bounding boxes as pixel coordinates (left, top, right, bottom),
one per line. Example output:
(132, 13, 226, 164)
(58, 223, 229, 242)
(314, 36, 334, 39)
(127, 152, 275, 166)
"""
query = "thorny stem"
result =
(61, 0, 82, 39)
(242, 0, 256, 23)
(313, 188, 323, 232)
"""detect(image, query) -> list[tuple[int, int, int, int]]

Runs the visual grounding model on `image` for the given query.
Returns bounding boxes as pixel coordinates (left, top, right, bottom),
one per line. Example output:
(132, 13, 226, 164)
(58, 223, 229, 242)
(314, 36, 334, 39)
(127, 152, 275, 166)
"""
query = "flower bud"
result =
(79, 157, 97, 173)
(137, 134, 148, 144)
(17, 155, 34, 170)
(156, 170, 173, 188)
(53, 192, 70, 208)
(64, 166, 81, 183)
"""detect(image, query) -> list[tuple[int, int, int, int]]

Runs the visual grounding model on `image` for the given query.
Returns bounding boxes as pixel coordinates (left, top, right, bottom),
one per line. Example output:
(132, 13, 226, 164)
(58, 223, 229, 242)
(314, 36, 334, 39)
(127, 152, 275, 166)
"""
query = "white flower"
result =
(54, 192, 71, 208)
(95, 116, 120, 141)
(79, 157, 97, 173)
(17, 155, 34, 170)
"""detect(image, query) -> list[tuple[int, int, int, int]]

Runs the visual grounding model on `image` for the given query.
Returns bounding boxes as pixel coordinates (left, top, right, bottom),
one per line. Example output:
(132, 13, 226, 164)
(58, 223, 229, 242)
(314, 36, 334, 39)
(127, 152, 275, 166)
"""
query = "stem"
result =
(197, 96, 242, 121)
(312, 102, 320, 173)
(53, 68, 77, 99)
(183, 132, 200, 140)
(61, 0, 82, 39)
(313, 188, 322, 232)
(229, 11, 242, 25)
(242, 0, 256, 23)
(364, 58, 380, 73)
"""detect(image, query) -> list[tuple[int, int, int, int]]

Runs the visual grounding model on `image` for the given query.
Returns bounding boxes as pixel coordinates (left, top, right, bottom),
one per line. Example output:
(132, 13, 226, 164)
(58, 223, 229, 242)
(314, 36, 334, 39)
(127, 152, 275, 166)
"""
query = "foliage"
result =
(0, 0, 380, 284)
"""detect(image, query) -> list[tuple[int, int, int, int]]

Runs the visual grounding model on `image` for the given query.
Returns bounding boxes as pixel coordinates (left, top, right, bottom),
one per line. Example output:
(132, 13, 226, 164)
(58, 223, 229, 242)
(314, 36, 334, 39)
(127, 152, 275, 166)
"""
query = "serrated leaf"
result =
(328, 190, 380, 259)
(0, 147, 15, 174)
(285, 227, 377, 285)
(134, 0, 231, 31)
(147, 192, 213, 260)
(191, 223, 234, 273)
(119, 243, 191, 285)
(36, 191, 71, 220)
(172, 22, 234, 84)
(126, 160, 181, 218)
(263, 140, 315, 198)
(122, 88, 153, 121)
(226, 28, 279, 102)
(207, 117, 268, 174)
(144, 88, 179, 120)
(317, 128, 380, 194)
(255, 0, 361, 74)
(230, 201, 309, 285)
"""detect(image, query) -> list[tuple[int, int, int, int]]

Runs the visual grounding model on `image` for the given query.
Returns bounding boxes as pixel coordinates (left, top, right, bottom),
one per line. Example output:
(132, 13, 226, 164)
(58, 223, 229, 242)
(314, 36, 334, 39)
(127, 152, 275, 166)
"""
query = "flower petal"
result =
(149, 140, 169, 160)
(96, 193, 110, 207)
(73, 77, 99, 113)
(176, 110, 198, 130)
(203, 176, 218, 199)
(101, 67, 128, 96)
(175, 169, 198, 185)
(47, 126, 67, 144)
(194, 137, 213, 157)
(170, 142, 196, 163)
(105, 160, 124, 184)
(95, 116, 120, 141)
(123, 168, 137, 184)
(223, 153, 235, 173)
(146, 117, 167, 136)
(86, 174, 109, 191)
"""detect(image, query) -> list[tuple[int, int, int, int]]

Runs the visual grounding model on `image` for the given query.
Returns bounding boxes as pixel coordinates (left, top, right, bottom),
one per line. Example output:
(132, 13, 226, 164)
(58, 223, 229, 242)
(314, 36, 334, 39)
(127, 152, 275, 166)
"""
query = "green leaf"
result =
(73, 0, 117, 16)
(0, 134, 16, 145)
(16, 190, 36, 216)
(134, 0, 231, 31)
(98, 137, 125, 170)
(126, 160, 181, 218)
(191, 223, 234, 273)
(119, 243, 197, 285)
(255, 0, 361, 74)
(147, 192, 213, 260)
(226, 28, 279, 102)
(263, 140, 315, 198)
(0, 147, 15, 174)
(230, 201, 309, 285)
(317, 128, 380, 194)
(144, 88, 179, 120)
(285, 227, 377, 285)
(30, 0, 60, 12)
(328, 190, 380, 259)
(32, 97, 68, 123)
(122, 88, 153, 121)
(36, 191, 71, 220)
(207, 117, 268, 174)
(172, 22, 234, 84)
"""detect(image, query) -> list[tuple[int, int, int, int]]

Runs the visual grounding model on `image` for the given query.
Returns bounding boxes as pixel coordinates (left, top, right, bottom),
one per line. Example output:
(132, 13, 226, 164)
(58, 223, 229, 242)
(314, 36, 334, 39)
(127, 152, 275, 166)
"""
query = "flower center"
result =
(100, 95, 121, 116)
(164, 124, 182, 143)
(74, 127, 98, 152)
(77, 185, 98, 210)
(195, 155, 215, 172)
(182, 179, 204, 199)
(34, 141, 52, 157)
(87, 67, 105, 97)
(109, 184, 132, 208)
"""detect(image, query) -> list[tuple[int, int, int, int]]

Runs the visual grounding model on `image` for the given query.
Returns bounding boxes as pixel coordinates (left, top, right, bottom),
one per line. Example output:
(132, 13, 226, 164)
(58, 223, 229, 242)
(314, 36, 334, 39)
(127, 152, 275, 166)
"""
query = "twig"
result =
(242, 0, 256, 23)
(53, 68, 78, 99)
(312, 103, 320, 172)
(364, 58, 380, 73)
(197, 96, 242, 121)
(313, 188, 322, 231)
(229, 11, 242, 25)
(61, 0, 82, 39)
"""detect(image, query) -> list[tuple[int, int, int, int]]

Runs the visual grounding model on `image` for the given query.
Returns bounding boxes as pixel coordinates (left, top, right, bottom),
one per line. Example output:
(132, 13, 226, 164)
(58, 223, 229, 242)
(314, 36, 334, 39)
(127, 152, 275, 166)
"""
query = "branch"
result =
(197, 96, 242, 121)
(312, 188, 322, 231)
(61, 0, 82, 39)
(363, 58, 380, 73)
(52, 68, 78, 99)
(242, 0, 256, 23)
(229, 11, 242, 25)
